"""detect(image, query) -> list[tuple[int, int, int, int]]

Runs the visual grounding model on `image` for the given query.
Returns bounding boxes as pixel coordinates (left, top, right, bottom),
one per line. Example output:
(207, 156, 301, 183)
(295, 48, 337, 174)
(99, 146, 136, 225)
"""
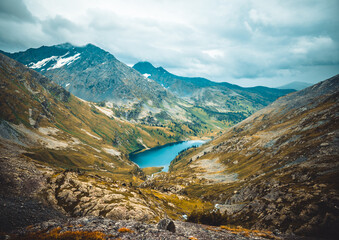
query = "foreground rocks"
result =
(8, 216, 289, 240)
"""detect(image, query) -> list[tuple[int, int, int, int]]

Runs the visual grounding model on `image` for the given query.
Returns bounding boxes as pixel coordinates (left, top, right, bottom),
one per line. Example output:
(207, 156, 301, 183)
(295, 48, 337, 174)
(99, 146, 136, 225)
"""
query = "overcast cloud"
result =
(0, 0, 338, 87)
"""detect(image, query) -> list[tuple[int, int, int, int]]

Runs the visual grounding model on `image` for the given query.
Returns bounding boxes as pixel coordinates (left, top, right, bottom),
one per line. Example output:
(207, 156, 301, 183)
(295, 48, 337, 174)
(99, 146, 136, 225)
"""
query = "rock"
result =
(157, 218, 176, 233)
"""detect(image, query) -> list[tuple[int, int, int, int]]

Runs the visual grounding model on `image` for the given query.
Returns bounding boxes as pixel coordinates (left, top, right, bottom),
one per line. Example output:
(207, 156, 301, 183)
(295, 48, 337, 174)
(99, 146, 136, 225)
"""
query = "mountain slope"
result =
(150, 75, 339, 237)
(133, 61, 294, 112)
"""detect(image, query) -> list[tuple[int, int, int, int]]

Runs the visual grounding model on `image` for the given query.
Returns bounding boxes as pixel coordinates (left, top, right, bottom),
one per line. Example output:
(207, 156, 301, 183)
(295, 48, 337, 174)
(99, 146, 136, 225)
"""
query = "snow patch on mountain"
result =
(27, 52, 81, 70)
(28, 56, 57, 69)
(143, 73, 151, 78)
(49, 53, 81, 70)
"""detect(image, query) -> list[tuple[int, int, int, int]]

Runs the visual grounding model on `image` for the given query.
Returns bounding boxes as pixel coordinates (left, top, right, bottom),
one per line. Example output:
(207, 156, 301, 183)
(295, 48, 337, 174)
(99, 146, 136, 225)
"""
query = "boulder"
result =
(157, 218, 176, 233)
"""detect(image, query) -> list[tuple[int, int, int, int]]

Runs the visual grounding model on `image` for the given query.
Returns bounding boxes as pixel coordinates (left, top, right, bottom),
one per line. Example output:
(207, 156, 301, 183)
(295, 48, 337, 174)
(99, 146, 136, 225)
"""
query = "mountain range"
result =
(0, 43, 338, 239)
(133, 61, 292, 109)
(2, 43, 293, 135)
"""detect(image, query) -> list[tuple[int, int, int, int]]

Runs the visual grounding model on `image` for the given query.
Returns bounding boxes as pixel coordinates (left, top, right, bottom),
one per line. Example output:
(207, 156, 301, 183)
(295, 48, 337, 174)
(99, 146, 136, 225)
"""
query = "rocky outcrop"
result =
(43, 171, 163, 221)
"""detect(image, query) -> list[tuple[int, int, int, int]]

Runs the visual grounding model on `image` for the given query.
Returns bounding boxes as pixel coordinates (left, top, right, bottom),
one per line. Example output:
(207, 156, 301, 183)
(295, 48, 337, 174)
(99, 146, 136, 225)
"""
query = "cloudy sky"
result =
(0, 0, 338, 87)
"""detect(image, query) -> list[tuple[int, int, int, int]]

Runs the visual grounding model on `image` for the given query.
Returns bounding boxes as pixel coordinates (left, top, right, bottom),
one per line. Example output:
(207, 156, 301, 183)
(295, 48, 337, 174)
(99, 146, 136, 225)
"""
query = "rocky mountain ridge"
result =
(133, 61, 293, 113)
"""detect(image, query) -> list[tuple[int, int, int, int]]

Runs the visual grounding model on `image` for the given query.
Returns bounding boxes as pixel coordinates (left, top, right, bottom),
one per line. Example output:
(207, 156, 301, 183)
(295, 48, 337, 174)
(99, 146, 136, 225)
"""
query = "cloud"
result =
(0, 0, 338, 87)
(0, 0, 35, 22)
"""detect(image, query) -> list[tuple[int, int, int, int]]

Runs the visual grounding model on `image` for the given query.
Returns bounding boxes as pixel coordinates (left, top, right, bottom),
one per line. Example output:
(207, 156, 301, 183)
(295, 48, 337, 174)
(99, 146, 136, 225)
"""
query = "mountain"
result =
(133, 61, 294, 112)
(4, 43, 166, 104)
(278, 81, 312, 90)
(3, 44, 293, 135)
(146, 75, 339, 238)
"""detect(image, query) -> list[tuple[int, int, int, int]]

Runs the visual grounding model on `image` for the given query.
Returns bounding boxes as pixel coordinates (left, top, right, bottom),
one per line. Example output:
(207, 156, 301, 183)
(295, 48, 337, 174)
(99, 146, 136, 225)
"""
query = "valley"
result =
(0, 44, 338, 239)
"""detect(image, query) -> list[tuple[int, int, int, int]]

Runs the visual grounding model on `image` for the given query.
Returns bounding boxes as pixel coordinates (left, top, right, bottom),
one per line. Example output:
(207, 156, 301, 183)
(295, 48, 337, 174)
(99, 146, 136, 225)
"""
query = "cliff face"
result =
(168, 75, 339, 237)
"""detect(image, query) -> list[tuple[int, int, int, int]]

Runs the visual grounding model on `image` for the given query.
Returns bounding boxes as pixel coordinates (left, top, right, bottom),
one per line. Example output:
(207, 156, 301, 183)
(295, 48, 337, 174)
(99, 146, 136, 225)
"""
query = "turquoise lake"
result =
(130, 140, 207, 172)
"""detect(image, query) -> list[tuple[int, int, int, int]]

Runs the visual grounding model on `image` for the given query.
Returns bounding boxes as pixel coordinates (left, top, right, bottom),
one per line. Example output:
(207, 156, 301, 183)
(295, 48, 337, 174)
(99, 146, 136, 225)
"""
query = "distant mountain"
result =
(278, 81, 312, 90)
(133, 61, 294, 113)
(166, 74, 339, 237)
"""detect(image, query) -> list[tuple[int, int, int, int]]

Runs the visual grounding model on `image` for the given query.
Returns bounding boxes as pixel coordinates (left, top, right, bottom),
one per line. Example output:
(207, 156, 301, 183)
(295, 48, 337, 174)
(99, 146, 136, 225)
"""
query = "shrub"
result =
(187, 209, 228, 226)
(16, 227, 106, 240)
(118, 227, 134, 233)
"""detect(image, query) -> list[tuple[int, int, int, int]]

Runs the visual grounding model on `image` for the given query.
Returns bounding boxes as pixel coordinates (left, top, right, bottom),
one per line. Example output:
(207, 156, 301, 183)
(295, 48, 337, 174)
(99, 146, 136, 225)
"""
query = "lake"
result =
(130, 140, 207, 172)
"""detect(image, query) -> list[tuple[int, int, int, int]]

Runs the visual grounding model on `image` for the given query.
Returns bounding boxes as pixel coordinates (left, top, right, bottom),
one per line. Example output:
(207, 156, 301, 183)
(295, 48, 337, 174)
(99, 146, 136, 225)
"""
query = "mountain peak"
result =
(157, 66, 167, 72)
(83, 43, 101, 50)
(55, 43, 103, 52)
(133, 62, 170, 76)
(55, 42, 75, 49)
(133, 61, 156, 70)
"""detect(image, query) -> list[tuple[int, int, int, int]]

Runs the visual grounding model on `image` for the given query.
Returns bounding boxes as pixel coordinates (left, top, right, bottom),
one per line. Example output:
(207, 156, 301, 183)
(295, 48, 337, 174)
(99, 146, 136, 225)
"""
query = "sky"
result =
(0, 0, 338, 87)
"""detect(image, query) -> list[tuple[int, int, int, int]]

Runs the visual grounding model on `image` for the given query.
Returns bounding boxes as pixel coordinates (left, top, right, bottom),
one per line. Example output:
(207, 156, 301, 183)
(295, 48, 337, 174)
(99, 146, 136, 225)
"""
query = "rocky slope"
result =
(157, 75, 339, 238)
